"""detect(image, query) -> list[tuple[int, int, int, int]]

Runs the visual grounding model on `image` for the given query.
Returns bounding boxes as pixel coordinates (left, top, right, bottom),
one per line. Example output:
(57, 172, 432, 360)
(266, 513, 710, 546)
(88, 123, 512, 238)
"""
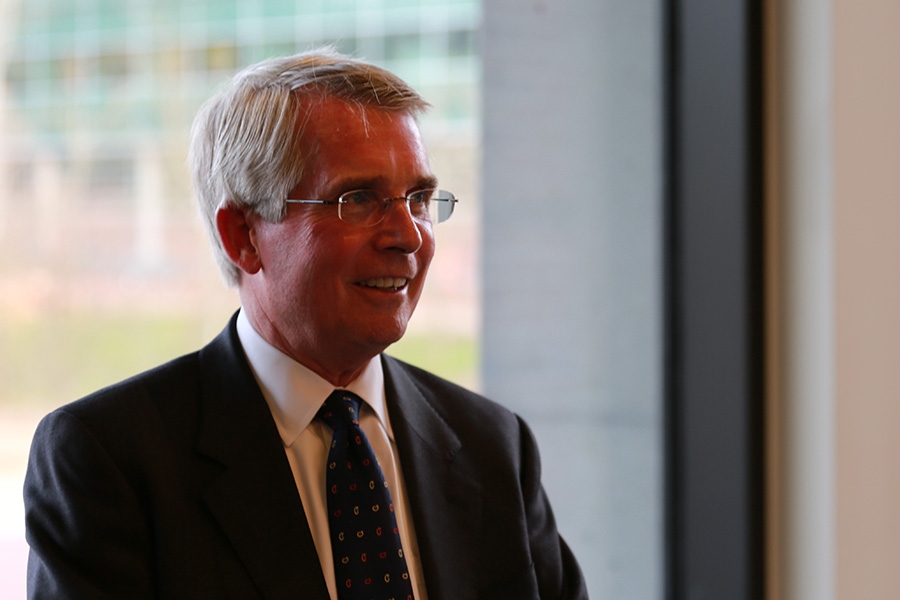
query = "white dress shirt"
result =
(236, 309, 427, 600)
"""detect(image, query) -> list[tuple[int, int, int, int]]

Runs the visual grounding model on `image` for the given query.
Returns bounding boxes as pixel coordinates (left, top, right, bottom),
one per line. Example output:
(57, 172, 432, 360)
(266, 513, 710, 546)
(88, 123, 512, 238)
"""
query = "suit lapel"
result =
(189, 318, 483, 599)
(383, 356, 483, 600)
(196, 317, 330, 600)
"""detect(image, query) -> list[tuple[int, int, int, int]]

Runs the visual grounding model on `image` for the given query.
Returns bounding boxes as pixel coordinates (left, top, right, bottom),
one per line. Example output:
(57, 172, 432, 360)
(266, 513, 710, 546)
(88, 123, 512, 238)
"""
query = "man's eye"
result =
(409, 189, 433, 204)
(342, 190, 377, 205)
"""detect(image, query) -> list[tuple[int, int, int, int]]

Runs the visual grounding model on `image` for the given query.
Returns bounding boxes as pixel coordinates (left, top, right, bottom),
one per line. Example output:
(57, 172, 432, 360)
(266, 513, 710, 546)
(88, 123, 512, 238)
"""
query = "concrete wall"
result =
(480, 1, 664, 597)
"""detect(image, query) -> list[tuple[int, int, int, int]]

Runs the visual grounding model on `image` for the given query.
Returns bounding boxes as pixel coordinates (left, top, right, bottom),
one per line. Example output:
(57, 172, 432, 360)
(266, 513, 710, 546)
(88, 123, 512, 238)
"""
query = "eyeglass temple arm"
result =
(284, 198, 458, 204)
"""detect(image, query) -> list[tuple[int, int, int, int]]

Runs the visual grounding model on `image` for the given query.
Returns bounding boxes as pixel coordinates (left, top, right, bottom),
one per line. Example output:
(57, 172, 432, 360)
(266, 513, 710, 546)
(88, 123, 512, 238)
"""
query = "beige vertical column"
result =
(34, 153, 64, 257)
(135, 146, 165, 268)
(834, 1, 900, 598)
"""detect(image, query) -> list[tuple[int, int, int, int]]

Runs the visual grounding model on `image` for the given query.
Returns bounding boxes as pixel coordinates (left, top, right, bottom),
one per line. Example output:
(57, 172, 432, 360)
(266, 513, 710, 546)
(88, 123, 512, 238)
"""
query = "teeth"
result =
(362, 277, 408, 289)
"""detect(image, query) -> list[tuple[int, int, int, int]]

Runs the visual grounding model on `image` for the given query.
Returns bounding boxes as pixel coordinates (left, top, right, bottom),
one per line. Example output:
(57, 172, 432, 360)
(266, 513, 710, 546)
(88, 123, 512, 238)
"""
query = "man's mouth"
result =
(360, 277, 409, 290)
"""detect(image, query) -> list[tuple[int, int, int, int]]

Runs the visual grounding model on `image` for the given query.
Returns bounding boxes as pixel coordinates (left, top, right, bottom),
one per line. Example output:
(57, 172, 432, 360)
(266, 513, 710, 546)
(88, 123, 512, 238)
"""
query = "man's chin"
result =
(366, 321, 411, 353)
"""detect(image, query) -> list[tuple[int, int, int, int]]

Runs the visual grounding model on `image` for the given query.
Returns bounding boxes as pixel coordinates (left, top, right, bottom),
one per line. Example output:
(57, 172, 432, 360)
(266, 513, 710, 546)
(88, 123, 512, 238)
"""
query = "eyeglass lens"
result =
(338, 189, 455, 226)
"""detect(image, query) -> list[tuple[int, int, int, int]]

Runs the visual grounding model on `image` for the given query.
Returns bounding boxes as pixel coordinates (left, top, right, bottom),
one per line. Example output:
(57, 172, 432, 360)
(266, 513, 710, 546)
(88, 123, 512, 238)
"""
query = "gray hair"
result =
(189, 48, 429, 287)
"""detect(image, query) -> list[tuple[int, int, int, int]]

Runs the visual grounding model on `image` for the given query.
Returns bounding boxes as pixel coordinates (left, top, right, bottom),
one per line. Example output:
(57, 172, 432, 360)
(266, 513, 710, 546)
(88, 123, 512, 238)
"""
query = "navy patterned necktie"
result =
(317, 390, 414, 600)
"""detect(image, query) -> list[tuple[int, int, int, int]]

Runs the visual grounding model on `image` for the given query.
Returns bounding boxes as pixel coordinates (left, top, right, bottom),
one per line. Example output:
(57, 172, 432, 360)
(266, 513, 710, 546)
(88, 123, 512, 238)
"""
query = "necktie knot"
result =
(318, 391, 362, 432)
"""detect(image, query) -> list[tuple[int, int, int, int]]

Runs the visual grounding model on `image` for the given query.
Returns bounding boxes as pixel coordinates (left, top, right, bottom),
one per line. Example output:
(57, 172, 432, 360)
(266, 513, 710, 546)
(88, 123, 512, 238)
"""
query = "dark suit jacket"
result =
(24, 315, 587, 599)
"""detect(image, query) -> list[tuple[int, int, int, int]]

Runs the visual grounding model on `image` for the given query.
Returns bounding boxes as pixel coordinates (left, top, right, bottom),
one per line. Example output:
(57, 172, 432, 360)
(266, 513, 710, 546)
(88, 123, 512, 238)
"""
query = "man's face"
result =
(243, 97, 436, 380)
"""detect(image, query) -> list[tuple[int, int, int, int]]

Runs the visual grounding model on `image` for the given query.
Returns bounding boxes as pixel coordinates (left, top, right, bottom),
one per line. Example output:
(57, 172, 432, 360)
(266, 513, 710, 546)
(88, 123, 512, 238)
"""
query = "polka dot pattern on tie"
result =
(318, 391, 414, 600)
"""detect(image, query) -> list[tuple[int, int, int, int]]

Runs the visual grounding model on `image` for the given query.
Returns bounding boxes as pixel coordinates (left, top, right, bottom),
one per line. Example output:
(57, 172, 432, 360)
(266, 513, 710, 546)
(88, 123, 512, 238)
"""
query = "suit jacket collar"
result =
(196, 314, 330, 600)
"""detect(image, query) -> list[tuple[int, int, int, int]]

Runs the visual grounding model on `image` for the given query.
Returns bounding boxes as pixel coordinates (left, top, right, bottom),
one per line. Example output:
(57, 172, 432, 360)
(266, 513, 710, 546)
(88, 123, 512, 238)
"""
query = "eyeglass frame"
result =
(284, 188, 458, 227)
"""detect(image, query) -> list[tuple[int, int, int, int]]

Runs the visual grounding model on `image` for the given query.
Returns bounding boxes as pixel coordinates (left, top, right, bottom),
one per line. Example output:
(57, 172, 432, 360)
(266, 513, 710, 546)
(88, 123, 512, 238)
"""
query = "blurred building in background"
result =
(0, 0, 480, 344)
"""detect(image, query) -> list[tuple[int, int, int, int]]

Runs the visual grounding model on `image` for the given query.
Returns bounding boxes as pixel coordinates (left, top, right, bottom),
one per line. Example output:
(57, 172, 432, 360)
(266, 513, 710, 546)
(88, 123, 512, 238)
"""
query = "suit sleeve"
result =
(517, 415, 589, 600)
(24, 409, 156, 600)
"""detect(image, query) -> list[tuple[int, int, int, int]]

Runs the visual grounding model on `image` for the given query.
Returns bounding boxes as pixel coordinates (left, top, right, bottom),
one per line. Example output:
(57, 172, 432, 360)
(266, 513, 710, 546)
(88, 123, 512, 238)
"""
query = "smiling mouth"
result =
(359, 277, 409, 291)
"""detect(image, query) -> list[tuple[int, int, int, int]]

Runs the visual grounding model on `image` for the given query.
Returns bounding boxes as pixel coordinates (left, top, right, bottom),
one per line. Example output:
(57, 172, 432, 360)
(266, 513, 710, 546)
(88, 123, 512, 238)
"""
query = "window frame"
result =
(663, 0, 765, 598)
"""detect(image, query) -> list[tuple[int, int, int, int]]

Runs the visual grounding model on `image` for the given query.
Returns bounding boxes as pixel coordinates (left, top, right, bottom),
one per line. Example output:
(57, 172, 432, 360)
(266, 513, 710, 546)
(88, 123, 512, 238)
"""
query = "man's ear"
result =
(216, 203, 263, 275)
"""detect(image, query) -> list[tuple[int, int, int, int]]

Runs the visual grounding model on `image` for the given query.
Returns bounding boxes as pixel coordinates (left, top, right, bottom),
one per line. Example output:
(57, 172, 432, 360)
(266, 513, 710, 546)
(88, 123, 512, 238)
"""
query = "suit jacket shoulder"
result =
(24, 315, 330, 600)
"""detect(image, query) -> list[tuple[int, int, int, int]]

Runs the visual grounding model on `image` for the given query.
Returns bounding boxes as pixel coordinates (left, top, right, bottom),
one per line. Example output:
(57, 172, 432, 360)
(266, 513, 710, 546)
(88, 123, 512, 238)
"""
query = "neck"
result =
(239, 302, 382, 388)
(301, 357, 373, 388)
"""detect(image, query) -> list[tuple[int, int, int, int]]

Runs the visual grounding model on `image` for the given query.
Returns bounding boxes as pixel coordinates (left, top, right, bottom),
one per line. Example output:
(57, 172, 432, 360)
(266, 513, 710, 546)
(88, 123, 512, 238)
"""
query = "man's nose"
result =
(376, 198, 424, 253)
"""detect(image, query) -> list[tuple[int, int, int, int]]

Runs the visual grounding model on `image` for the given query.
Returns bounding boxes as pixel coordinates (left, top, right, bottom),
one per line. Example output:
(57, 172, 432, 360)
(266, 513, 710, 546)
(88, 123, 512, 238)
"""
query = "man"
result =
(24, 49, 587, 599)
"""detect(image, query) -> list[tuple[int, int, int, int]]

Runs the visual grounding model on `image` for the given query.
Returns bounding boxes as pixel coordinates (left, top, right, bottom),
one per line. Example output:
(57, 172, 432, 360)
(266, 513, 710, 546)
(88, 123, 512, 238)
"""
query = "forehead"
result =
(296, 96, 432, 191)
(300, 94, 421, 142)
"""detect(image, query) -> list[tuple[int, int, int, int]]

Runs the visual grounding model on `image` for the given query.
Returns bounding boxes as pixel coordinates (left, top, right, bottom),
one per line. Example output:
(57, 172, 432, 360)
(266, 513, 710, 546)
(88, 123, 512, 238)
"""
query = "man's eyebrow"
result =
(329, 175, 440, 195)
(418, 174, 440, 189)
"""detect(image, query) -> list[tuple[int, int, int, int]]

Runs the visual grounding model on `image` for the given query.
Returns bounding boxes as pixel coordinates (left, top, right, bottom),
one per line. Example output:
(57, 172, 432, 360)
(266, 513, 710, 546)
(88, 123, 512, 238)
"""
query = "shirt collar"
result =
(236, 308, 390, 447)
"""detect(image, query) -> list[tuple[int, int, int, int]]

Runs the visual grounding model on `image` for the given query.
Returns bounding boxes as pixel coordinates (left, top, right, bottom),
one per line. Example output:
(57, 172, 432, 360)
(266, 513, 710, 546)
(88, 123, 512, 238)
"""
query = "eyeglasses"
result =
(285, 188, 458, 227)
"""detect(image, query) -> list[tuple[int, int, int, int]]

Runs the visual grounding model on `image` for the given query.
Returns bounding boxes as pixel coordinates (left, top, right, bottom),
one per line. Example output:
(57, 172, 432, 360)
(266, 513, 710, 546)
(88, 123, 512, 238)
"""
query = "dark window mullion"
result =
(664, 0, 765, 598)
